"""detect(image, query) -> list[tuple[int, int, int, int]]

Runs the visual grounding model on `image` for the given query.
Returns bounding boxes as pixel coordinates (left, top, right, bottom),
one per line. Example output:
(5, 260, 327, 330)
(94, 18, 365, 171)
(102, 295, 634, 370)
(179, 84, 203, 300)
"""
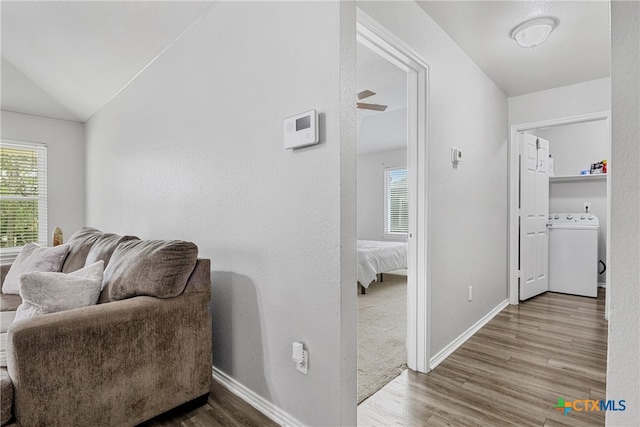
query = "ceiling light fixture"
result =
(510, 16, 559, 49)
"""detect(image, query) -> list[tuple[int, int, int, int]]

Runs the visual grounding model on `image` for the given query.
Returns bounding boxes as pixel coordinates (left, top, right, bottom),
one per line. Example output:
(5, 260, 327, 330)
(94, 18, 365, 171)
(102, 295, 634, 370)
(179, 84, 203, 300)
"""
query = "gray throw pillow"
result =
(2, 243, 71, 295)
(13, 261, 104, 323)
(105, 240, 198, 301)
(61, 227, 104, 273)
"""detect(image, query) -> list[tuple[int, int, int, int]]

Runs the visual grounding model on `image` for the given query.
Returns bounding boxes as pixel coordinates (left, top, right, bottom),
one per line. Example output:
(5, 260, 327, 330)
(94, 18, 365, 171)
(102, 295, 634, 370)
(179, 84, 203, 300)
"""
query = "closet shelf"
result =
(549, 174, 607, 183)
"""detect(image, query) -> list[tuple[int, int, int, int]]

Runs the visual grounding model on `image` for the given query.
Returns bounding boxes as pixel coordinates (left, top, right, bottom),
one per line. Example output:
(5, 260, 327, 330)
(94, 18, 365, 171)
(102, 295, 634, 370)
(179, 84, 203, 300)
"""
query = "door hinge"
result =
(517, 270, 522, 278)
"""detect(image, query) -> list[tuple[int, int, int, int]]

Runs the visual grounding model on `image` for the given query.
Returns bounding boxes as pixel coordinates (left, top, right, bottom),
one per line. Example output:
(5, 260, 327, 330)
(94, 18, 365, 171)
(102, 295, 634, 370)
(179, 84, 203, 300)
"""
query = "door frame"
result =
(357, 9, 431, 372)
(508, 111, 612, 314)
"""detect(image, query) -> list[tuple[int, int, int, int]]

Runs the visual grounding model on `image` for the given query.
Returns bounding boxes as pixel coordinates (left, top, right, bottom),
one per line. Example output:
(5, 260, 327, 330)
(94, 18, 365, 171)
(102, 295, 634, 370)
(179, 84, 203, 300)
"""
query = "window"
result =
(384, 167, 408, 236)
(0, 141, 48, 250)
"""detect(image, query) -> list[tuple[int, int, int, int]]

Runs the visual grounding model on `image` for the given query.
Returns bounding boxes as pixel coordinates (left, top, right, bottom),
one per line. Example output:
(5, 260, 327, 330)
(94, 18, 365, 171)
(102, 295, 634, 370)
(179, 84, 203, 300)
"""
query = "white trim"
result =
(429, 299, 509, 369)
(357, 9, 431, 374)
(212, 367, 304, 427)
(508, 111, 611, 306)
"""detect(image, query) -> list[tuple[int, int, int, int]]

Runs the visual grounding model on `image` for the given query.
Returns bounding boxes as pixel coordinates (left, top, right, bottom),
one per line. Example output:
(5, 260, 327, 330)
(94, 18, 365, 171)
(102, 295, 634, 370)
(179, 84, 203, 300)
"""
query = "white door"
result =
(519, 133, 550, 301)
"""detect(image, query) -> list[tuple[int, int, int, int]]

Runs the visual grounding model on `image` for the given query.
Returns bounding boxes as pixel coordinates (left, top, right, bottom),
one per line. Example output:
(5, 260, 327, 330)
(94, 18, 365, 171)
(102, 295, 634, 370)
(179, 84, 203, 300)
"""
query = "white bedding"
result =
(357, 240, 407, 288)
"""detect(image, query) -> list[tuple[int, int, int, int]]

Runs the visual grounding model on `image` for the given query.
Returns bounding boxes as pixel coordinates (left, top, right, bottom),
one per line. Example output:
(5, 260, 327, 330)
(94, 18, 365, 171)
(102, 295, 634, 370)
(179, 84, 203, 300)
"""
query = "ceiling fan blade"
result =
(357, 90, 376, 100)
(357, 102, 388, 111)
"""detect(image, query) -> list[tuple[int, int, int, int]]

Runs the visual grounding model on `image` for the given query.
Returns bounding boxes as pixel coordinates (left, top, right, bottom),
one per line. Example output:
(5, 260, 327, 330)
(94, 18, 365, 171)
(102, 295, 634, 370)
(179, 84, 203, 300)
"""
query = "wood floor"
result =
(139, 380, 277, 427)
(358, 289, 608, 427)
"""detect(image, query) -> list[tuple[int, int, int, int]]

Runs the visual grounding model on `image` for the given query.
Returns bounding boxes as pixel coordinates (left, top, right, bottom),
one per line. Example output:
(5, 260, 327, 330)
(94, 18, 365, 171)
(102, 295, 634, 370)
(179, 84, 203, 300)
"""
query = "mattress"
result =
(357, 240, 407, 288)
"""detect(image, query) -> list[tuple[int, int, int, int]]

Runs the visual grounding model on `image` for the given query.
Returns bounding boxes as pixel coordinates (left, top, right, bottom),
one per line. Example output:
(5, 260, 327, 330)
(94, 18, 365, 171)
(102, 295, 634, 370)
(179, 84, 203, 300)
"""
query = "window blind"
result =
(384, 168, 408, 234)
(0, 141, 48, 249)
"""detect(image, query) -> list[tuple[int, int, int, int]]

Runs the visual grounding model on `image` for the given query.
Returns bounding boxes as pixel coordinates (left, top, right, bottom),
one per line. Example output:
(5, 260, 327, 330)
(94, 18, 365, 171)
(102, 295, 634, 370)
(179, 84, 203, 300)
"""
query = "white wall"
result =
(509, 78, 611, 126)
(531, 121, 609, 284)
(0, 110, 85, 247)
(533, 121, 608, 177)
(607, 1, 640, 425)
(85, 2, 356, 426)
(357, 2, 509, 356)
(357, 148, 407, 241)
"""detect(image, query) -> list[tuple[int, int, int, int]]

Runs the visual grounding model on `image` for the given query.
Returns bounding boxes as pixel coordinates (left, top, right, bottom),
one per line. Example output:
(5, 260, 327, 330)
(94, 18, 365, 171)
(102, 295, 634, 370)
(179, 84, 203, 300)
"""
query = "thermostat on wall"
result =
(284, 110, 319, 149)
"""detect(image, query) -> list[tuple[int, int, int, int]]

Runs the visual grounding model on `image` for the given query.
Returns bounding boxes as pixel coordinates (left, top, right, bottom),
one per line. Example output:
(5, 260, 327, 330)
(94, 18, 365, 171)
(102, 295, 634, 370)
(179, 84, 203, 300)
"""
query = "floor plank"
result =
(358, 289, 608, 426)
(140, 380, 278, 427)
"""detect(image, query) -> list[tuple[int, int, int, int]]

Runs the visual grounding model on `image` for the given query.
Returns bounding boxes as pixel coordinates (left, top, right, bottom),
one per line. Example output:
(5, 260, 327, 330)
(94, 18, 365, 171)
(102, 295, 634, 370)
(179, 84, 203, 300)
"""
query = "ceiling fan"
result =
(357, 90, 388, 112)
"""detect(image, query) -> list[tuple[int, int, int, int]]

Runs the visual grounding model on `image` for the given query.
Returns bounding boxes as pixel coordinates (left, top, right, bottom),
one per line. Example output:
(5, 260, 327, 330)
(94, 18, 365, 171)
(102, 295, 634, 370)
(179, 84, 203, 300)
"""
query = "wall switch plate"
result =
(468, 286, 472, 301)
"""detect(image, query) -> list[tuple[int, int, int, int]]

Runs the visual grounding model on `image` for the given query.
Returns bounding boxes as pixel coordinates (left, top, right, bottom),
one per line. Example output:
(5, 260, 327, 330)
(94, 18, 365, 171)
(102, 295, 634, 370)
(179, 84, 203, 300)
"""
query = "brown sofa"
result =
(0, 228, 212, 426)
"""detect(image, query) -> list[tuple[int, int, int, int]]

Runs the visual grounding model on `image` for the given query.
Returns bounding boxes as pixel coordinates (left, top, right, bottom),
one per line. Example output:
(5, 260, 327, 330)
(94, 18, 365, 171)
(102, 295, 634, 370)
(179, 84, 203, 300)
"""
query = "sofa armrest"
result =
(7, 293, 212, 427)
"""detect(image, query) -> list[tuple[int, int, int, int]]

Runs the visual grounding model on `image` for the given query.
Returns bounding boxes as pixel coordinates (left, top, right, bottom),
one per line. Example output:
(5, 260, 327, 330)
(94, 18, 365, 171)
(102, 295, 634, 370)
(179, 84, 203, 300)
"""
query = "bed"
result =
(357, 240, 407, 293)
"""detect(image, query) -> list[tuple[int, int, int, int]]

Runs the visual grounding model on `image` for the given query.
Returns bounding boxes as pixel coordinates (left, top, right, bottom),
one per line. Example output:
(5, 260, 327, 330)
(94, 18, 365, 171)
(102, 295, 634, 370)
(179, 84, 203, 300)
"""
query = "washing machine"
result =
(548, 213, 599, 297)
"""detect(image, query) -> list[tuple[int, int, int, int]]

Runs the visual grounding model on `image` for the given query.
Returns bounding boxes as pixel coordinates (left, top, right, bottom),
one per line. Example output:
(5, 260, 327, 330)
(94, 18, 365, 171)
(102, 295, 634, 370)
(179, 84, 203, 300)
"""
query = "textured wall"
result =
(607, 1, 640, 425)
(358, 1, 509, 357)
(1, 110, 85, 248)
(85, 2, 356, 425)
(357, 148, 407, 241)
(508, 78, 611, 126)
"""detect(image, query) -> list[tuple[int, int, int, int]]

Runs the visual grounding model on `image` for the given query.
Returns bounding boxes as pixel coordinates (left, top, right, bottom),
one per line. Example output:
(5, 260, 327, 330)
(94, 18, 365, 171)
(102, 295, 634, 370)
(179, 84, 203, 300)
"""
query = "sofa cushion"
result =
(0, 312, 15, 334)
(61, 227, 104, 273)
(2, 243, 70, 295)
(85, 233, 139, 268)
(0, 294, 22, 312)
(106, 240, 198, 301)
(13, 261, 104, 323)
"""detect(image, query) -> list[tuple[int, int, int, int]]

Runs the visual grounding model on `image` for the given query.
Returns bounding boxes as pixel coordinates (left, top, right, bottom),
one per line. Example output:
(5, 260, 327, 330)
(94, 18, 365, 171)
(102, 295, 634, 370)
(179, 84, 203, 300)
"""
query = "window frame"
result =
(383, 166, 409, 238)
(1, 139, 48, 262)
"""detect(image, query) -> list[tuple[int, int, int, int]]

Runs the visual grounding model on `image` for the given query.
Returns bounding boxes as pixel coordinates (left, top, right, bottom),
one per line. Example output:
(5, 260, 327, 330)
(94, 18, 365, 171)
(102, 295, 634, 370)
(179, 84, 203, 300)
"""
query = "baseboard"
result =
(429, 299, 509, 369)
(212, 367, 303, 427)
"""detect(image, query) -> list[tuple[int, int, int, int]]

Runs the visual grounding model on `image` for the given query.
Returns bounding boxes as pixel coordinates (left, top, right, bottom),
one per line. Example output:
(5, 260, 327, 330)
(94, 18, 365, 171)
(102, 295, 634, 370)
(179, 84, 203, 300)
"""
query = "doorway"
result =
(508, 112, 611, 317)
(356, 9, 431, 383)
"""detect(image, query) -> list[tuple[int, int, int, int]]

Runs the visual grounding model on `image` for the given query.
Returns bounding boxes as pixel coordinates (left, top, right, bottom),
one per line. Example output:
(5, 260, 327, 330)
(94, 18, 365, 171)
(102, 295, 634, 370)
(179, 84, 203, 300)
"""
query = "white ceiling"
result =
(1, 1, 214, 122)
(1, 1, 610, 125)
(417, 1, 610, 97)
(357, 44, 407, 155)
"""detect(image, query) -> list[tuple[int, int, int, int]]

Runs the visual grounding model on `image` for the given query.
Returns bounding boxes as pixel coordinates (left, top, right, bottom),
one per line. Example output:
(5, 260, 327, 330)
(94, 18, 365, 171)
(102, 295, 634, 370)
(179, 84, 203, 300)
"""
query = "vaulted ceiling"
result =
(1, 1, 215, 122)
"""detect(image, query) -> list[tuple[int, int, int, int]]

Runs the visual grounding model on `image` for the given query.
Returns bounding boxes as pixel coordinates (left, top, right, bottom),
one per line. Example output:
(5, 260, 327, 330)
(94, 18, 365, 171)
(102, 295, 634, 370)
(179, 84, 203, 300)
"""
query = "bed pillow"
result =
(13, 261, 104, 323)
(2, 243, 70, 295)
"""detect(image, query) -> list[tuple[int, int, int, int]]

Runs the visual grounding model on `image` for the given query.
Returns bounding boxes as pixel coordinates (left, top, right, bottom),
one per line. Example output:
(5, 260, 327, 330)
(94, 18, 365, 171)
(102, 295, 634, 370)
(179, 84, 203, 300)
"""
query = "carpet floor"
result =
(357, 273, 407, 404)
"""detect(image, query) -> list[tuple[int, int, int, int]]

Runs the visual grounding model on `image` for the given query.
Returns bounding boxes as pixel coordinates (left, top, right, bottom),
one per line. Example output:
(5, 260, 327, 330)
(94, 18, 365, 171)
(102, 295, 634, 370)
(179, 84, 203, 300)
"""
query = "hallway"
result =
(358, 290, 607, 426)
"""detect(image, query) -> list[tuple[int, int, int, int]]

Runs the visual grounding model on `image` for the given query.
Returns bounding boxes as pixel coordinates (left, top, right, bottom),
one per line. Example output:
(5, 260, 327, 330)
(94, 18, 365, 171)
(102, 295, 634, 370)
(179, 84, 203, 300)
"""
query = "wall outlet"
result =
(296, 350, 308, 375)
(468, 286, 473, 301)
(292, 342, 308, 375)
(584, 202, 591, 213)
